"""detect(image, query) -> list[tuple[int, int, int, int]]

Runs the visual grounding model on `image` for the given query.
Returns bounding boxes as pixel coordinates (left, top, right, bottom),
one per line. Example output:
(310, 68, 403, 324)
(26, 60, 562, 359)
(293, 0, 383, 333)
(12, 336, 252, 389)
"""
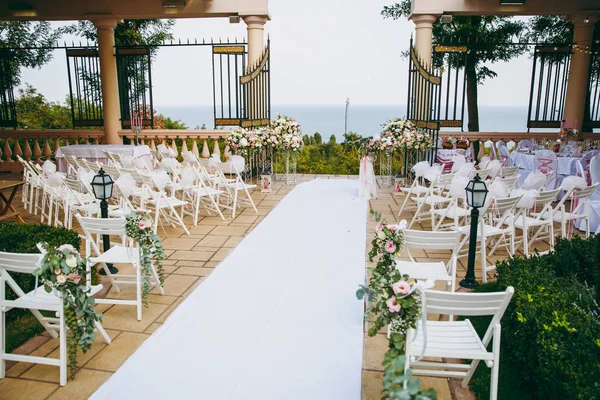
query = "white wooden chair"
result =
(409, 172, 454, 229)
(139, 172, 190, 235)
(455, 195, 522, 283)
(493, 175, 519, 192)
(76, 214, 165, 321)
(397, 177, 433, 217)
(404, 287, 514, 400)
(500, 166, 519, 178)
(395, 229, 462, 291)
(548, 183, 599, 238)
(0, 251, 110, 386)
(214, 161, 257, 219)
(511, 188, 560, 256)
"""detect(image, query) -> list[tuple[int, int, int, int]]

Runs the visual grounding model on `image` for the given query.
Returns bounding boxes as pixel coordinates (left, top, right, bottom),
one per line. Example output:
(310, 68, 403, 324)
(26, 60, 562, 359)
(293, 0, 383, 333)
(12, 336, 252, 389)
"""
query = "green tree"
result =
(313, 132, 322, 144)
(15, 84, 71, 129)
(342, 131, 362, 147)
(159, 115, 188, 130)
(382, 2, 526, 131)
(64, 19, 175, 56)
(329, 134, 337, 144)
(0, 22, 62, 85)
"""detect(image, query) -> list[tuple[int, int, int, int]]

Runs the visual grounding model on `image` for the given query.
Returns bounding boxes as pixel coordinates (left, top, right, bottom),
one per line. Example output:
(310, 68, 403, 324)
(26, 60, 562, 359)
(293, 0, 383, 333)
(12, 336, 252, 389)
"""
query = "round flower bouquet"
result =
(33, 243, 103, 378)
(382, 118, 434, 152)
(271, 114, 303, 154)
(226, 128, 262, 155)
(442, 136, 455, 149)
(125, 210, 166, 305)
(559, 127, 579, 141)
(356, 211, 424, 365)
(456, 138, 469, 149)
(256, 126, 280, 150)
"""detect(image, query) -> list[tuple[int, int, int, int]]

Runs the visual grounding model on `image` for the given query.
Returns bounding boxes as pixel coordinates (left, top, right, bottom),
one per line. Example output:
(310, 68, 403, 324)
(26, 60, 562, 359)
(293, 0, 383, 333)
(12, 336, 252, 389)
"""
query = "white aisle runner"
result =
(91, 179, 368, 400)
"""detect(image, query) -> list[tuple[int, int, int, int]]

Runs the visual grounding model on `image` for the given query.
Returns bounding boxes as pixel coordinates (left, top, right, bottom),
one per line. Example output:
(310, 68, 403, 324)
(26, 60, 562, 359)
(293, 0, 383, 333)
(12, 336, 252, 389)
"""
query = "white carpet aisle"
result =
(91, 179, 368, 400)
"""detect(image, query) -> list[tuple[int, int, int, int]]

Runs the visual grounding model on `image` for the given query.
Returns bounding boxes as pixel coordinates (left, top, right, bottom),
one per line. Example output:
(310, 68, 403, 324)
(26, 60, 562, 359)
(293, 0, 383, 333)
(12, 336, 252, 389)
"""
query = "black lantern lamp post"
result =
(91, 168, 118, 274)
(459, 173, 489, 289)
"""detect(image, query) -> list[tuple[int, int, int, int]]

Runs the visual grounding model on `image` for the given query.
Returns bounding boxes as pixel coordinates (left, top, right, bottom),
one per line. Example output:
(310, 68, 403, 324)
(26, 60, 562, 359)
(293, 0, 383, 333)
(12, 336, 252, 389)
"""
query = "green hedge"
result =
(0, 223, 81, 323)
(470, 236, 600, 399)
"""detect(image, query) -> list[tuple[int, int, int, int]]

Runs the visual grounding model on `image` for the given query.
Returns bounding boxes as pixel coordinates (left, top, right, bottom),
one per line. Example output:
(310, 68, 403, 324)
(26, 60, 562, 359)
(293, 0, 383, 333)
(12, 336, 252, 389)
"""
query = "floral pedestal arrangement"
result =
(379, 151, 393, 187)
(271, 114, 303, 185)
(285, 151, 298, 185)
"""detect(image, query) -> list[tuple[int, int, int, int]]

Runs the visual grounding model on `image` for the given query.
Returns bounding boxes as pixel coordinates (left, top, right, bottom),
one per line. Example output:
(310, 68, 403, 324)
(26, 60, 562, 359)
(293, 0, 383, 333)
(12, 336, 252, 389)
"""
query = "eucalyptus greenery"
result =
(383, 356, 437, 400)
(125, 211, 166, 305)
(33, 243, 102, 379)
(357, 210, 422, 366)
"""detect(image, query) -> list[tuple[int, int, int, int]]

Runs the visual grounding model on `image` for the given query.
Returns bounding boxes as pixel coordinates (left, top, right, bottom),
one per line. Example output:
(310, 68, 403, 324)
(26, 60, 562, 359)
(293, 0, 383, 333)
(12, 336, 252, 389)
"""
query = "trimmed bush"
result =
(0, 223, 81, 323)
(470, 236, 600, 399)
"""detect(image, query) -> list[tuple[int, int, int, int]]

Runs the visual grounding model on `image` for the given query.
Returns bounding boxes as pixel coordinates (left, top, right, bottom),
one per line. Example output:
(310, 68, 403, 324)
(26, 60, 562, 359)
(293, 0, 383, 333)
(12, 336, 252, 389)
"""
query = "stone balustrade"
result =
(118, 129, 232, 160)
(0, 130, 105, 173)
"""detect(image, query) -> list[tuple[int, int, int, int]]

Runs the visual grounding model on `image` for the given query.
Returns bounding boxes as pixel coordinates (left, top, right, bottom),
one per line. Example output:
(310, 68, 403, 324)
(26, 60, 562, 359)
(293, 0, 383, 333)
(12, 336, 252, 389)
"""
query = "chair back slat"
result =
(534, 188, 560, 206)
(76, 214, 126, 236)
(0, 252, 43, 274)
(403, 229, 461, 251)
(424, 287, 514, 317)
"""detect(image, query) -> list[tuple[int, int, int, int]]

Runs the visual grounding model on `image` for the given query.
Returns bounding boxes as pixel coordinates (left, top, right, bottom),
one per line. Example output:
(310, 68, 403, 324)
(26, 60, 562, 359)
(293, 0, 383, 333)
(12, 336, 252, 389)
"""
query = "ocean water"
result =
(156, 104, 541, 140)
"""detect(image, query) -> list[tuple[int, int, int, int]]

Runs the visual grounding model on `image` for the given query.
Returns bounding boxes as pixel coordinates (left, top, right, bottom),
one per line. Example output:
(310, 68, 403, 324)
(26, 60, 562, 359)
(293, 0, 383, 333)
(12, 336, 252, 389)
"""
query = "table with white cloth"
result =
(55, 144, 153, 172)
(509, 150, 581, 189)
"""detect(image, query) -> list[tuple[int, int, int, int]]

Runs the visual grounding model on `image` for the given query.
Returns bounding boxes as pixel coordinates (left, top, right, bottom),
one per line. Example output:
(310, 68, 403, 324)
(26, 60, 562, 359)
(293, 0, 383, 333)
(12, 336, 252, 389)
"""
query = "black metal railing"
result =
(239, 39, 271, 128)
(585, 40, 600, 129)
(116, 47, 154, 129)
(527, 46, 571, 130)
(433, 45, 467, 130)
(66, 48, 103, 127)
(212, 45, 246, 127)
(0, 50, 17, 128)
(407, 38, 442, 168)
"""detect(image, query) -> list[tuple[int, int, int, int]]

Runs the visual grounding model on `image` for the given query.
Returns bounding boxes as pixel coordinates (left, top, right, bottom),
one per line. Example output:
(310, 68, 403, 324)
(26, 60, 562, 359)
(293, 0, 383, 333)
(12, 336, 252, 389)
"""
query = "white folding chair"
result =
(547, 183, 599, 238)
(140, 172, 190, 235)
(404, 287, 514, 400)
(214, 161, 258, 219)
(511, 188, 560, 256)
(517, 139, 533, 150)
(533, 150, 558, 189)
(76, 214, 165, 321)
(455, 196, 522, 283)
(500, 166, 519, 178)
(0, 251, 110, 386)
(395, 229, 462, 291)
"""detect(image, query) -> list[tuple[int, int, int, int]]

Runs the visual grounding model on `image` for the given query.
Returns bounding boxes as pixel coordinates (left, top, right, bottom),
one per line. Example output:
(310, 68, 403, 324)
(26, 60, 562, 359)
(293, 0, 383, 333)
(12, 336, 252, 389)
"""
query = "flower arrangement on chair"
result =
(356, 211, 429, 365)
(125, 210, 166, 305)
(33, 243, 103, 378)
(442, 136, 455, 149)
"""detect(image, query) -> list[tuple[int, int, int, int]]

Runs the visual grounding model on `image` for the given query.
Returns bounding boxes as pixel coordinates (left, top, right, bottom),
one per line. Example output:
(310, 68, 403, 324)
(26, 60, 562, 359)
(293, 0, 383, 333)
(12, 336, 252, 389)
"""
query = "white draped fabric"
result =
(358, 156, 377, 199)
(91, 179, 367, 400)
(55, 144, 153, 172)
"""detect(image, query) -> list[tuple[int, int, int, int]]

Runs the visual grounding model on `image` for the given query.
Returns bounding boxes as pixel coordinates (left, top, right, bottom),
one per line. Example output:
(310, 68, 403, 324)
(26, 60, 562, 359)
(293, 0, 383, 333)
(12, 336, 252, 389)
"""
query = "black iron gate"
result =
(433, 45, 467, 130)
(65, 48, 103, 127)
(585, 39, 600, 130)
(212, 45, 246, 127)
(0, 50, 17, 128)
(116, 47, 154, 129)
(527, 46, 571, 131)
(407, 38, 441, 170)
(240, 39, 270, 128)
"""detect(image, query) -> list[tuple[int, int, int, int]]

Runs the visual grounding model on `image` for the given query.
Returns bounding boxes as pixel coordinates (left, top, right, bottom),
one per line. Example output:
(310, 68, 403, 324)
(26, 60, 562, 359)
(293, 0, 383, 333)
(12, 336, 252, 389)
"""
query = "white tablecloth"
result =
(55, 144, 153, 172)
(509, 151, 580, 176)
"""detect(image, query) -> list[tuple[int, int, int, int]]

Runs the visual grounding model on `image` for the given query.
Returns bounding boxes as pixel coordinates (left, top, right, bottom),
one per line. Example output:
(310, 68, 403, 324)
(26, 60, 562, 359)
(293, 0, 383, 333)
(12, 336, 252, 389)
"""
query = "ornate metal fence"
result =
(407, 38, 442, 175)
(116, 47, 154, 128)
(66, 48, 103, 127)
(527, 46, 571, 130)
(585, 41, 600, 129)
(212, 45, 247, 127)
(0, 50, 17, 128)
(433, 45, 467, 130)
(240, 39, 271, 128)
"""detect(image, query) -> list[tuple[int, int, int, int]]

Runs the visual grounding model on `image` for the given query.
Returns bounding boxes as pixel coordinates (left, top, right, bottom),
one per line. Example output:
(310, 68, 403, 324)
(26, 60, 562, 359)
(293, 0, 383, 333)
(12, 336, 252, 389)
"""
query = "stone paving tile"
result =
(0, 378, 57, 400)
(168, 250, 215, 261)
(160, 237, 200, 250)
(46, 369, 112, 400)
(85, 332, 150, 372)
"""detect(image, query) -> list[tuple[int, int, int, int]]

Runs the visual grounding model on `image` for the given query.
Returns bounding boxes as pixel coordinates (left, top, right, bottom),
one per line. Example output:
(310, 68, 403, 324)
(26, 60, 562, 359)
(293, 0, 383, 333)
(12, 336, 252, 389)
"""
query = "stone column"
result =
(411, 14, 438, 67)
(243, 16, 268, 65)
(563, 16, 597, 132)
(93, 17, 122, 144)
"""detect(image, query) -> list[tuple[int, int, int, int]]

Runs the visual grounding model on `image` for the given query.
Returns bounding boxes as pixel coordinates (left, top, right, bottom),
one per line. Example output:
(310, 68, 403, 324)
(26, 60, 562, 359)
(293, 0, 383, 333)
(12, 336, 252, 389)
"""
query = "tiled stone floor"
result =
(0, 173, 557, 400)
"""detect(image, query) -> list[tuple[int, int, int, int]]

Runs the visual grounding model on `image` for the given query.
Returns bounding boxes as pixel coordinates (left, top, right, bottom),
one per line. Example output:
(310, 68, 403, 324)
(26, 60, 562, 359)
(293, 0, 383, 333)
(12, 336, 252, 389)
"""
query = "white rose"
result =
(65, 255, 77, 268)
(240, 138, 248, 147)
(377, 231, 386, 240)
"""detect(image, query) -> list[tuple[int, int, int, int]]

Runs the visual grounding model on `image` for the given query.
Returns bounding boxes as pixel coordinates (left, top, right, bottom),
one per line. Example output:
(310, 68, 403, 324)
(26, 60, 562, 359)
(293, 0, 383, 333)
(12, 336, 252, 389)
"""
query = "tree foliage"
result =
(15, 84, 71, 129)
(0, 21, 62, 85)
(381, 2, 526, 131)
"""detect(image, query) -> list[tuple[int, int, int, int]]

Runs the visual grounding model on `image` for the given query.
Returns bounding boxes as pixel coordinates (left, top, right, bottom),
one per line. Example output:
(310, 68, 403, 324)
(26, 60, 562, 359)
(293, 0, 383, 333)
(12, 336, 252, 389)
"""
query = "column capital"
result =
(88, 15, 120, 30)
(242, 15, 268, 29)
(410, 14, 439, 29)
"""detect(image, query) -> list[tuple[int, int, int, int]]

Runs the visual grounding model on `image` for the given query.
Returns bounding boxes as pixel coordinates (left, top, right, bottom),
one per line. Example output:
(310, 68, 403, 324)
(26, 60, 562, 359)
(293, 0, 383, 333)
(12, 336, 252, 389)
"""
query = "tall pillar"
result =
(93, 17, 122, 144)
(563, 16, 597, 132)
(243, 16, 268, 66)
(411, 14, 438, 67)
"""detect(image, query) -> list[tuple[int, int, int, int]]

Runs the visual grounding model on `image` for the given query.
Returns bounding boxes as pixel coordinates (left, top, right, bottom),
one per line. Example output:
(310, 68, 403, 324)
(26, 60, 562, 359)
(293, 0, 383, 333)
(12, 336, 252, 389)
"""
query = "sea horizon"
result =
(156, 104, 557, 141)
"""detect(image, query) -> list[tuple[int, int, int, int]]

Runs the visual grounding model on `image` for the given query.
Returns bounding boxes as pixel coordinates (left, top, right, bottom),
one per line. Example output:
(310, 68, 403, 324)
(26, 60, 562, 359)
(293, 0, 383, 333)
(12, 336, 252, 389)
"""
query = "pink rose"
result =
(392, 280, 411, 295)
(72, 274, 81, 284)
(387, 224, 396, 232)
(56, 275, 67, 284)
(54, 268, 61, 275)
(386, 296, 401, 312)
(375, 222, 383, 233)
(138, 220, 151, 230)
(58, 244, 76, 254)
(385, 240, 397, 254)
